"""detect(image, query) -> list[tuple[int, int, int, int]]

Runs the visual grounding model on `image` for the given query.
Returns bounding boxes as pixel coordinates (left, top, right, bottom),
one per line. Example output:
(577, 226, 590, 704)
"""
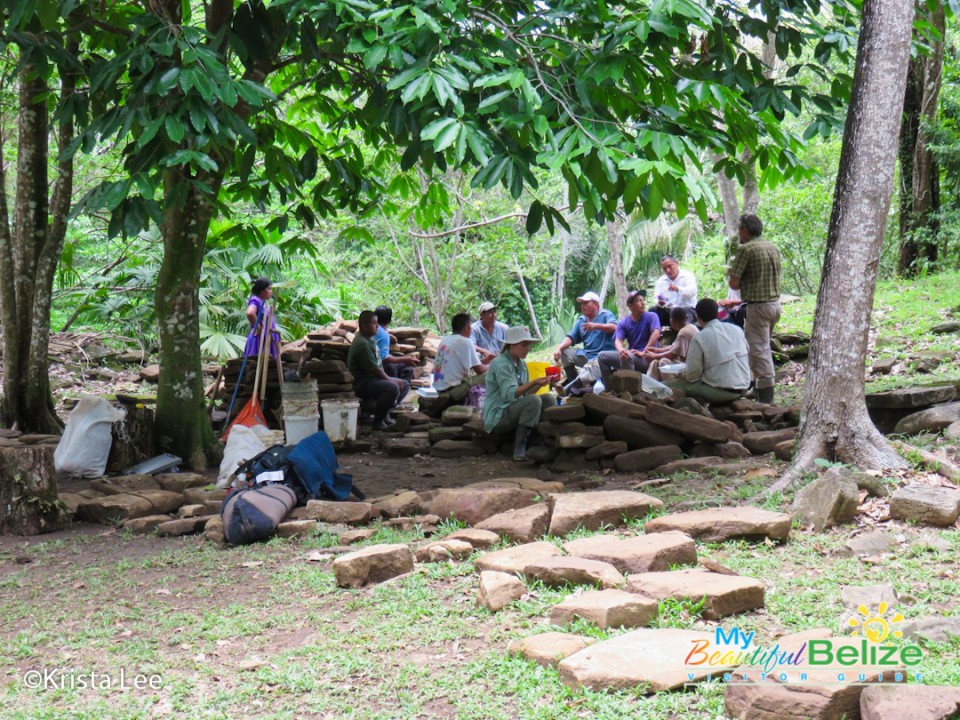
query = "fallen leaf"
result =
(241, 561, 264, 568)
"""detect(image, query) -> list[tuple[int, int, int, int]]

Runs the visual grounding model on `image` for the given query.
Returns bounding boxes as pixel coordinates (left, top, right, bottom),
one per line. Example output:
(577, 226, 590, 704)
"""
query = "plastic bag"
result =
(54, 396, 126, 477)
(642, 374, 674, 400)
(217, 424, 268, 488)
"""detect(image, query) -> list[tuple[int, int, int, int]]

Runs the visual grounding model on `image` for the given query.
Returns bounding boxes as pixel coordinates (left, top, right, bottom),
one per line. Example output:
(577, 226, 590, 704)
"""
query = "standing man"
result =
(553, 291, 617, 383)
(348, 310, 409, 431)
(470, 301, 509, 362)
(374, 306, 418, 381)
(434, 313, 489, 401)
(728, 214, 781, 404)
(597, 290, 661, 385)
(653, 255, 698, 325)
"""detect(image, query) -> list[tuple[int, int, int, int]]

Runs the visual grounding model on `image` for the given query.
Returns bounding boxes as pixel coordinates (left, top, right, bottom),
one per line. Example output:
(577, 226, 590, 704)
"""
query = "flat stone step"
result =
(475, 504, 550, 544)
(550, 589, 658, 629)
(627, 568, 765, 620)
(524, 556, 625, 589)
(548, 491, 664, 537)
(474, 541, 562, 575)
(558, 628, 737, 692)
(562, 531, 697, 573)
(508, 632, 595, 668)
(644, 507, 792, 543)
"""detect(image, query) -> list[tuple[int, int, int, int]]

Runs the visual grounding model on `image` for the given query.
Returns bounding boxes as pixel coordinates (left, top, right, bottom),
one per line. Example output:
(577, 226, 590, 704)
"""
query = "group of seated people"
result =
(347, 261, 754, 458)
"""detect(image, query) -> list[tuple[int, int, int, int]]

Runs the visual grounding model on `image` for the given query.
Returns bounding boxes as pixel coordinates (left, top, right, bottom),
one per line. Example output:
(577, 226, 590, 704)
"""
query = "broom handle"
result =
(251, 305, 270, 400)
(271, 304, 285, 385)
(259, 306, 271, 401)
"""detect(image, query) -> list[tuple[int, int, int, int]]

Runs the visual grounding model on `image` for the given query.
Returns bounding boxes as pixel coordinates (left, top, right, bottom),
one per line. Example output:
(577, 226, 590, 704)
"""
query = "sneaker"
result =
(373, 418, 395, 431)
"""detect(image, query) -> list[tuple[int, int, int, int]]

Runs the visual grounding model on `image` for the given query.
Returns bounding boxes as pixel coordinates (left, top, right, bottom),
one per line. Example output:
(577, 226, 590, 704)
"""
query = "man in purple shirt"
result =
(597, 289, 661, 386)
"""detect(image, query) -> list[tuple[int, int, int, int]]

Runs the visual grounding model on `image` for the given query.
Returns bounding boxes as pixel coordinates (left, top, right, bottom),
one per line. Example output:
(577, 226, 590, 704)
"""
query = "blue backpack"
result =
(288, 431, 361, 501)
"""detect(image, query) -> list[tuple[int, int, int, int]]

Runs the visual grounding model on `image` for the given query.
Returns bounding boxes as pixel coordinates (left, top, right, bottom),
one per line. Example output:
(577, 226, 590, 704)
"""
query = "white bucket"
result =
(284, 414, 319, 445)
(282, 380, 318, 417)
(321, 399, 360, 443)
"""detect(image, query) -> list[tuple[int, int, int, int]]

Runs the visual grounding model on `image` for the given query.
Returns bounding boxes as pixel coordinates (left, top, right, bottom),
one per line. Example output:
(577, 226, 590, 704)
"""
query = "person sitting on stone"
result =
(553, 291, 617, 385)
(652, 254, 698, 325)
(665, 298, 751, 404)
(644, 306, 699, 381)
(718, 287, 745, 327)
(348, 310, 410, 430)
(483, 326, 556, 461)
(434, 312, 489, 401)
(470, 301, 509, 363)
(374, 305, 418, 381)
(597, 289, 661, 386)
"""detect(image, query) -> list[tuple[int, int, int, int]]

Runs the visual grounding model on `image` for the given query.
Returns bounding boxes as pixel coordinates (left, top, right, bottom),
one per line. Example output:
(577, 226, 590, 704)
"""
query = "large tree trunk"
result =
(896, 1, 944, 275)
(154, 171, 223, 468)
(773, 0, 914, 492)
(0, 62, 66, 434)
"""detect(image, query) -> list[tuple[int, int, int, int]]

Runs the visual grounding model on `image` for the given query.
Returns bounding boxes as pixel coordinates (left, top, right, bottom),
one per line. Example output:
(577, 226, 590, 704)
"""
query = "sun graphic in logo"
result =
(848, 602, 905, 643)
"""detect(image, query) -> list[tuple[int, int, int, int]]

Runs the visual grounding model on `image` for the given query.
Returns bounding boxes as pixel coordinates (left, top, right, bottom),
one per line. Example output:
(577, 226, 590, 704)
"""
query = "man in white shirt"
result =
(666, 298, 752, 404)
(653, 255, 698, 326)
(434, 312, 489, 401)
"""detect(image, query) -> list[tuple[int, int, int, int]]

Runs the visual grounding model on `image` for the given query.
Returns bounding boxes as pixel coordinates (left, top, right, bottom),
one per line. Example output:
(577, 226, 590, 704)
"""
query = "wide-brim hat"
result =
(478, 301, 497, 313)
(504, 326, 538, 345)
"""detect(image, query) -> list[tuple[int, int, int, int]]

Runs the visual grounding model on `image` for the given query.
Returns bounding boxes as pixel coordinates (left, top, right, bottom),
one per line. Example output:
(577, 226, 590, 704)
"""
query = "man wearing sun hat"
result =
(552, 291, 617, 384)
(483, 326, 556, 460)
(470, 301, 509, 362)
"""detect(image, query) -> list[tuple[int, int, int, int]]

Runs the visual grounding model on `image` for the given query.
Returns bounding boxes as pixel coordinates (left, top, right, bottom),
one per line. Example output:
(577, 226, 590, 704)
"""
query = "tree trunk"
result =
(513, 258, 543, 340)
(896, 1, 944, 276)
(0, 447, 64, 535)
(0, 62, 65, 434)
(607, 216, 629, 316)
(773, 0, 914, 492)
(154, 171, 223, 468)
(714, 153, 741, 240)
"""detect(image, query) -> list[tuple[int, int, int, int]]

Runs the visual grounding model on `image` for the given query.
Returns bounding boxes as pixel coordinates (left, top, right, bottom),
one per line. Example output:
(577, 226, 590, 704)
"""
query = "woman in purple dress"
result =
(243, 278, 280, 358)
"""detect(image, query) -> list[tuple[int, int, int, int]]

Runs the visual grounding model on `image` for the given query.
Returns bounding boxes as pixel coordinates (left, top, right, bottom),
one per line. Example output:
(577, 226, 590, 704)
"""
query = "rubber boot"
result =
(757, 386, 775, 405)
(513, 425, 532, 461)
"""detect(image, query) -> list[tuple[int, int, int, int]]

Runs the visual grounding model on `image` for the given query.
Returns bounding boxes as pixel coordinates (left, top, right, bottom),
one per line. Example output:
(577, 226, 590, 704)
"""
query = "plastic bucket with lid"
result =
(320, 399, 360, 443)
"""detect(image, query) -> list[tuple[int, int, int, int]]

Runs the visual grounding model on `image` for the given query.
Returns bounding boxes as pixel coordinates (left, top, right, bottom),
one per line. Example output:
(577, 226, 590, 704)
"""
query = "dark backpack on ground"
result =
(220, 484, 297, 545)
(288, 431, 363, 501)
(234, 444, 295, 481)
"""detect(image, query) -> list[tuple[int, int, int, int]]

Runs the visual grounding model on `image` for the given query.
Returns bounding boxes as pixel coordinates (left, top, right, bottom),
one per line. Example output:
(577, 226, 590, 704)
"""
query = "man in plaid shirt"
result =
(728, 214, 782, 405)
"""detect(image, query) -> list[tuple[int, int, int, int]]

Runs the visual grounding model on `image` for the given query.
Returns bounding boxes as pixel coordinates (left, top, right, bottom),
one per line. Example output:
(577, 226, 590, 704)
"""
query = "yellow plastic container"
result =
(527, 361, 551, 395)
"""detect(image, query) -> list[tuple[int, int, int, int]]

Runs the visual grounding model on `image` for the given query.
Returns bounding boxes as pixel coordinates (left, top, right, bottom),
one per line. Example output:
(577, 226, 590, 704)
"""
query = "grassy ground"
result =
(2, 489, 958, 720)
(2, 272, 959, 719)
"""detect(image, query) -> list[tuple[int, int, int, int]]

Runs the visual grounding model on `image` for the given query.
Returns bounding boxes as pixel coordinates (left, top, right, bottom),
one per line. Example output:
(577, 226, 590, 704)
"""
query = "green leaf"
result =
(164, 116, 185, 143)
(433, 121, 460, 152)
(525, 201, 543, 234)
(421, 118, 457, 142)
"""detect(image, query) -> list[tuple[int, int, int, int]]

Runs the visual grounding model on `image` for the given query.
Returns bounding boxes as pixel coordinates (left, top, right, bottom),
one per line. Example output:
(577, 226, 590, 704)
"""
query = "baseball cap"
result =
(478, 301, 497, 313)
(503, 326, 538, 345)
(626, 289, 647, 304)
(576, 291, 601, 304)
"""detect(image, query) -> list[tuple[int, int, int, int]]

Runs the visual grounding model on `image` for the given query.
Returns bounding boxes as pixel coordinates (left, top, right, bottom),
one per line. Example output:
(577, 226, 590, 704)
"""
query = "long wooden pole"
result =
(251, 308, 269, 401)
